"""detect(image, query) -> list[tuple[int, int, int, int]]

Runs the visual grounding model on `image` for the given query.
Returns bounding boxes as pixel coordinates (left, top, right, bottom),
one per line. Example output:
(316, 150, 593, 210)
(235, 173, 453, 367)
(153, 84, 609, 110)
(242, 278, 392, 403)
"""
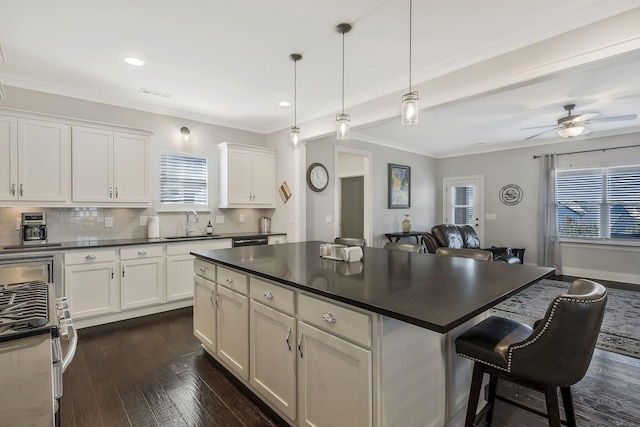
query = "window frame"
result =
(159, 151, 209, 211)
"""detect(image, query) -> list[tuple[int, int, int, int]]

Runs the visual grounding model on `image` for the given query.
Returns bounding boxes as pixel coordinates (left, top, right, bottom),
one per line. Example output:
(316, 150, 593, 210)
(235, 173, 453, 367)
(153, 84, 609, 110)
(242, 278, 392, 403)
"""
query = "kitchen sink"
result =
(164, 235, 219, 240)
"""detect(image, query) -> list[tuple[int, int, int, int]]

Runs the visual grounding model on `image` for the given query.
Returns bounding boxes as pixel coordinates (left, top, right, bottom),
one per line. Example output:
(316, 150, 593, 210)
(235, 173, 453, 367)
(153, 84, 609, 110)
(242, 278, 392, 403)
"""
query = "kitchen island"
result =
(192, 241, 553, 427)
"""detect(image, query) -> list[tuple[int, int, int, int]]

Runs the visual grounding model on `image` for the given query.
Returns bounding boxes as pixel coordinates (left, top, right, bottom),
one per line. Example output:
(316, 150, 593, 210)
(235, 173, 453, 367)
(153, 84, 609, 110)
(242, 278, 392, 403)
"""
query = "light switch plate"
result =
(325, 215, 332, 223)
(139, 215, 148, 226)
(289, 215, 294, 224)
(105, 217, 113, 228)
(239, 214, 245, 223)
(485, 213, 497, 220)
(216, 215, 224, 224)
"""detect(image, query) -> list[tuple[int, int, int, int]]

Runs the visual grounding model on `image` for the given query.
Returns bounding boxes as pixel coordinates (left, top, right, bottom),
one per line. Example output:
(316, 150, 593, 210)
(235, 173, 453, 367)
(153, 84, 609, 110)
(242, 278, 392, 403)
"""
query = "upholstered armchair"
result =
(422, 224, 521, 264)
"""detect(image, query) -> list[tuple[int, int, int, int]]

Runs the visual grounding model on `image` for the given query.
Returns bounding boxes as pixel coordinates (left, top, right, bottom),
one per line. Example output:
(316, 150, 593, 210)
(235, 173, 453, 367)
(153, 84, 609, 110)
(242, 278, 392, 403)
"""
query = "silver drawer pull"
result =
(322, 312, 337, 323)
(200, 266, 206, 272)
(85, 254, 96, 260)
(137, 250, 147, 255)
(226, 277, 234, 284)
(286, 327, 292, 351)
(264, 291, 274, 299)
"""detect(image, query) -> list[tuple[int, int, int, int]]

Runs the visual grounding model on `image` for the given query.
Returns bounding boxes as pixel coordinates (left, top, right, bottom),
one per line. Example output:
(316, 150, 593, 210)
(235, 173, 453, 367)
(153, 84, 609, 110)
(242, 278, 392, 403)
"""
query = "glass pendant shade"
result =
(558, 125, 584, 138)
(401, 92, 419, 125)
(290, 126, 301, 148)
(336, 113, 350, 140)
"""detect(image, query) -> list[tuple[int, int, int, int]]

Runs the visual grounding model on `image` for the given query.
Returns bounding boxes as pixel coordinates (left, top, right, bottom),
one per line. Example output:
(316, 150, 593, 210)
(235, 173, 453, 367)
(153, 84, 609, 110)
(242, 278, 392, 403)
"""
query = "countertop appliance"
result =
(258, 216, 271, 234)
(21, 212, 48, 245)
(232, 236, 269, 247)
(0, 261, 76, 427)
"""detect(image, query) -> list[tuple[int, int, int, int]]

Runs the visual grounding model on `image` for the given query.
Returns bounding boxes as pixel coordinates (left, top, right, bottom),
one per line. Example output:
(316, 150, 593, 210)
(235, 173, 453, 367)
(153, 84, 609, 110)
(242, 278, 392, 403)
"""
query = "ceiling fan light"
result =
(558, 125, 584, 138)
(290, 126, 301, 148)
(336, 113, 350, 140)
(401, 91, 419, 125)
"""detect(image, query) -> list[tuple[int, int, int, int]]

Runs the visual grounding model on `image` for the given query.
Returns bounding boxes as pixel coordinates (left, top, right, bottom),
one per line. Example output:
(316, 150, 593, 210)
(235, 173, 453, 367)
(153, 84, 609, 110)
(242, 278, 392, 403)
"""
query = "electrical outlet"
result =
(216, 215, 224, 224)
(139, 215, 148, 226)
(289, 214, 294, 224)
(16, 218, 21, 231)
(105, 217, 113, 228)
(239, 214, 245, 223)
(325, 215, 332, 223)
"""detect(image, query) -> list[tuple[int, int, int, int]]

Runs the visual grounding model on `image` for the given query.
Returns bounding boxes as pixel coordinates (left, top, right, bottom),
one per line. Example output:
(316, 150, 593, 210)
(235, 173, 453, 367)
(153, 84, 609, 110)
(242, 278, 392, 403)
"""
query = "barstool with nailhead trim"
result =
(455, 279, 607, 427)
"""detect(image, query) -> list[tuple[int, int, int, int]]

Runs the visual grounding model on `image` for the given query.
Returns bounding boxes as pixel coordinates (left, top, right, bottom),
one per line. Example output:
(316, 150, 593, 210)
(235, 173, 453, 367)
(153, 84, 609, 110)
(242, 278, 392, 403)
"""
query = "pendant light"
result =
(289, 53, 302, 148)
(401, 0, 419, 125)
(336, 23, 352, 140)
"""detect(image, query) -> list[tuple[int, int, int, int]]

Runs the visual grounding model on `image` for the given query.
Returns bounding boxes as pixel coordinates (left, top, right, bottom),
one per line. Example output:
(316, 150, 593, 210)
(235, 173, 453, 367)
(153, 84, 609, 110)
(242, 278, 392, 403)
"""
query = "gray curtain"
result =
(537, 154, 562, 273)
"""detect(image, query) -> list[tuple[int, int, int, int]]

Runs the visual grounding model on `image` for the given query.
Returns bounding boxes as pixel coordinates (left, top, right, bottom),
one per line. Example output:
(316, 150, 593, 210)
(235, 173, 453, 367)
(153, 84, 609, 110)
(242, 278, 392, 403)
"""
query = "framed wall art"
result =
(388, 163, 411, 208)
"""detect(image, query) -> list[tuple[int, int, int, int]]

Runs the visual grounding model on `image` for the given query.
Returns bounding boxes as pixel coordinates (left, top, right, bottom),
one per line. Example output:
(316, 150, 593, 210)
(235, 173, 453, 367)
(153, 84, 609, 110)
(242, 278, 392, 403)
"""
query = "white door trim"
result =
(442, 174, 485, 246)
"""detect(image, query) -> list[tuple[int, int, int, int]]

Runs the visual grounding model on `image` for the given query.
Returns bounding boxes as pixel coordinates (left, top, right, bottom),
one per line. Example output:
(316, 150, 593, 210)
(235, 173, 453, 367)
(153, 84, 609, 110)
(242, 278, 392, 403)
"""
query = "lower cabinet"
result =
(64, 250, 118, 319)
(249, 300, 297, 420)
(194, 275, 217, 353)
(216, 284, 249, 380)
(120, 246, 163, 310)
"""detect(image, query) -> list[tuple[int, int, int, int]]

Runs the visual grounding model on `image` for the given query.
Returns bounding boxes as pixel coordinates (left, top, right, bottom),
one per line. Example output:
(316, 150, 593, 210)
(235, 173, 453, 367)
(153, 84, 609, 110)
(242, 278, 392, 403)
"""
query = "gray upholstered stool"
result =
(455, 279, 607, 427)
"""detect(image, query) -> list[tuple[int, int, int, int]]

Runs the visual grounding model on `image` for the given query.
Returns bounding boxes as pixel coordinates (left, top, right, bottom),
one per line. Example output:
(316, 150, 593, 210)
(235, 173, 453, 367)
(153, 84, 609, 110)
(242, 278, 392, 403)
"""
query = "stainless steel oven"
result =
(0, 257, 76, 427)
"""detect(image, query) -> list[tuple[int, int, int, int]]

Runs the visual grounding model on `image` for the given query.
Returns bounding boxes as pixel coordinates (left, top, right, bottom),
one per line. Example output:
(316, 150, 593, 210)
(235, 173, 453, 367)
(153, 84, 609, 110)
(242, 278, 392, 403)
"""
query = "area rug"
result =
(490, 279, 640, 358)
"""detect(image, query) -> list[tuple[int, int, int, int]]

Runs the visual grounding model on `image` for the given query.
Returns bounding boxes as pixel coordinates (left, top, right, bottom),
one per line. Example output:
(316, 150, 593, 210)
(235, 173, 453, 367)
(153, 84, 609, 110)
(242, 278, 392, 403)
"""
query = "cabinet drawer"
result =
(65, 249, 117, 265)
(120, 245, 162, 260)
(250, 278, 294, 315)
(166, 238, 233, 256)
(217, 266, 248, 295)
(267, 235, 286, 245)
(298, 293, 371, 347)
(194, 259, 216, 282)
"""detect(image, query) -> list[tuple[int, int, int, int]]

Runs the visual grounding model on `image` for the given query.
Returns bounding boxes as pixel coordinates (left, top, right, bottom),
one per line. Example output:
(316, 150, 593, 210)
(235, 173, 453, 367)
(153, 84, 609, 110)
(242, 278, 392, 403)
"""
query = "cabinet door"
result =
(298, 321, 372, 427)
(227, 148, 252, 205)
(217, 284, 249, 380)
(166, 254, 195, 301)
(72, 126, 113, 202)
(0, 115, 18, 201)
(194, 275, 217, 353)
(64, 262, 118, 319)
(121, 257, 163, 310)
(113, 132, 148, 203)
(17, 118, 70, 201)
(251, 150, 276, 206)
(250, 300, 296, 420)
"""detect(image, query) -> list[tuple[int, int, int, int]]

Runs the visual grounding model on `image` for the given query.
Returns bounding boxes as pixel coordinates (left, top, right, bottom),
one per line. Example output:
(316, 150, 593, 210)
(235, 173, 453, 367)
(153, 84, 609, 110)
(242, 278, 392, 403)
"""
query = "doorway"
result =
(334, 148, 372, 244)
(340, 176, 364, 238)
(442, 175, 484, 244)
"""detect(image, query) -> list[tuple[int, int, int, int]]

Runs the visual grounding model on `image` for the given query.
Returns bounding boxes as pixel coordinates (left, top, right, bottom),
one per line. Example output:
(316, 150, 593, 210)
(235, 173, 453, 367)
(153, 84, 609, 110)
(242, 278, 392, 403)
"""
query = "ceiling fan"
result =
(522, 104, 637, 140)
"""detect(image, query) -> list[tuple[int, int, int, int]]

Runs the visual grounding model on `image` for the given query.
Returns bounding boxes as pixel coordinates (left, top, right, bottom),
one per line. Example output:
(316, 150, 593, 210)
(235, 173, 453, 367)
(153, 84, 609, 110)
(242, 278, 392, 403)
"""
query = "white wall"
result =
(436, 133, 640, 284)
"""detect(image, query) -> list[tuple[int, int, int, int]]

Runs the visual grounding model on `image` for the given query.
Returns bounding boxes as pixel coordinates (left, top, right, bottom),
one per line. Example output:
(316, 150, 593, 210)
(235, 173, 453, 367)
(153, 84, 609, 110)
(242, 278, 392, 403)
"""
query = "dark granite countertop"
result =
(0, 232, 286, 256)
(192, 241, 554, 334)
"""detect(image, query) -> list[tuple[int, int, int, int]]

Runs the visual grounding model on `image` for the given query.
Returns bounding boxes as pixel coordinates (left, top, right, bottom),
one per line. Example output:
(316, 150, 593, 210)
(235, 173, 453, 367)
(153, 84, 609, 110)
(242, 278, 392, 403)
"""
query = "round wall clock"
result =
(307, 162, 329, 192)
(499, 184, 523, 205)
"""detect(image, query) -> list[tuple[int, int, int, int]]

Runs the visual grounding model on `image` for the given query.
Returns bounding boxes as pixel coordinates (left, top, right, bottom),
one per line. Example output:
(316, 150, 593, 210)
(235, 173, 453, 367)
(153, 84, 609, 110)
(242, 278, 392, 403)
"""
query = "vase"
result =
(402, 214, 411, 233)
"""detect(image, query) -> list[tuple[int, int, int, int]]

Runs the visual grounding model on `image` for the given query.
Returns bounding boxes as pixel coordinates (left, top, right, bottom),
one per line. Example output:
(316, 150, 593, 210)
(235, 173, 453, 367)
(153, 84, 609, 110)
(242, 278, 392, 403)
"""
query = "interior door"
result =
(443, 176, 484, 244)
(340, 176, 364, 238)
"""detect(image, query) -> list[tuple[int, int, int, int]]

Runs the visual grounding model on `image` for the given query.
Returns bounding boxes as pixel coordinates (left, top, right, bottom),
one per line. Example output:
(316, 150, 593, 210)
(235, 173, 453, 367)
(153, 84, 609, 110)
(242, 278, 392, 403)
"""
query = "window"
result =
(452, 186, 475, 225)
(160, 152, 208, 205)
(557, 166, 640, 240)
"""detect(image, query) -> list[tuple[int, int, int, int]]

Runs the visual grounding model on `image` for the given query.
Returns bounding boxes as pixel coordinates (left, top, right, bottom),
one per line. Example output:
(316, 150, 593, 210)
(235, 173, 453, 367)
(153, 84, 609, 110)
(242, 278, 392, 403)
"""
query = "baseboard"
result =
(560, 267, 640, 285)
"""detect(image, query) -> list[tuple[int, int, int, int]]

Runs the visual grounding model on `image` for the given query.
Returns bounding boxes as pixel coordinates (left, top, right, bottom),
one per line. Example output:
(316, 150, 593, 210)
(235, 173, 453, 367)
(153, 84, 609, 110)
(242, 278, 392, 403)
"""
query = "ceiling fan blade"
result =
(573, 113, 599, 122)
(581, 126, 592, 136)
(589, 114, 638, 123)
(525, 126, 561, 140)
(521, 124, 557, 131)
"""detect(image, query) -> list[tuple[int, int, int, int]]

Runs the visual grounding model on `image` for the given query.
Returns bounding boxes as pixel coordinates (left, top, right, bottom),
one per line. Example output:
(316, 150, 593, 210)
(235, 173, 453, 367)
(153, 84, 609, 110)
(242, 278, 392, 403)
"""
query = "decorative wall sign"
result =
(279, 181, 292, 203)
(499, 184, 523, 205)
(388, 163, 411, 208)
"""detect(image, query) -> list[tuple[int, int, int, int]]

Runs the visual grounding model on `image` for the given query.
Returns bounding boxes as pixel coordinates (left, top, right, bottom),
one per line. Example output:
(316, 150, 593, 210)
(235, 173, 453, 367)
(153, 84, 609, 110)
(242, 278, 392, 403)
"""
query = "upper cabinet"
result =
(0, 116, 70, 202)
(72, 126, 149, 205)
(218, 142, 276, 208)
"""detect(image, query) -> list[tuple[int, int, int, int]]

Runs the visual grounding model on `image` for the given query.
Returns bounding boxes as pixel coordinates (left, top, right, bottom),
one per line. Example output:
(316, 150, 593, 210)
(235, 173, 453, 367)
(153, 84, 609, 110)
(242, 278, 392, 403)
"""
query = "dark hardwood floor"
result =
(62, 306, 640, 427)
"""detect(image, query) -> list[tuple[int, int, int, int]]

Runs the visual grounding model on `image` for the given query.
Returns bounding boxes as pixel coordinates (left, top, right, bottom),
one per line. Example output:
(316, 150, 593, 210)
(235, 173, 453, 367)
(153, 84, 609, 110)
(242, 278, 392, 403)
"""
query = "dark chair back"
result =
(384, 242, 422, 253)
(431, 224, 464, 248)
(509, 279, 607, 387)
(334, 237, 366, 248)
(436, 247, 492, 261)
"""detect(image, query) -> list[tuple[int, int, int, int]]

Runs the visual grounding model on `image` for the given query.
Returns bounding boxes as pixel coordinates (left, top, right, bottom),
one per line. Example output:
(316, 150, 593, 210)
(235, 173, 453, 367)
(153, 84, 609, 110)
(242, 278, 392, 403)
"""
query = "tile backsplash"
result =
(0, 207, 274, 246)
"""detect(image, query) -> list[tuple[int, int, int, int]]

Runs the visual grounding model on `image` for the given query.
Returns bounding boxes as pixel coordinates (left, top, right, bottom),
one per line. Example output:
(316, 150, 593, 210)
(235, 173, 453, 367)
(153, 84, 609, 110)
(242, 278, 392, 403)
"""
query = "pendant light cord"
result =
(409, 0, 413, 92)
(341, 31, 345, 115)
(294, 59, 297, 127)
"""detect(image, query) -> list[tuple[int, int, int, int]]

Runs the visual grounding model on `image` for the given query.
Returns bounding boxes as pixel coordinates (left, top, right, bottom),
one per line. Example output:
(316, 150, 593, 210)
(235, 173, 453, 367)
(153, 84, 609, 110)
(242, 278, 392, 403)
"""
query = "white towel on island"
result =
(343, 246, 363, 262)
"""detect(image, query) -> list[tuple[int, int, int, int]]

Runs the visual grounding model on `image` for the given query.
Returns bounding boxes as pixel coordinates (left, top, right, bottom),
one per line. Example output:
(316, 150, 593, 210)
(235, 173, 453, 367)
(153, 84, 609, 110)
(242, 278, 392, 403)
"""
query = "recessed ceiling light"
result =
(124, 57, 145, 66)
(278, 100, 291, 107)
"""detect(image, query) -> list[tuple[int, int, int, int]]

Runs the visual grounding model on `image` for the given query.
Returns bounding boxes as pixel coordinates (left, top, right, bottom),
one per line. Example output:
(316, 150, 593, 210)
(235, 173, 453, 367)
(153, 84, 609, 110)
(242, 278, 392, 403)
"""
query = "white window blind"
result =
(452, 186, 474, 225)
(557, 166, 640, 240)
(160, 153, 208, 205)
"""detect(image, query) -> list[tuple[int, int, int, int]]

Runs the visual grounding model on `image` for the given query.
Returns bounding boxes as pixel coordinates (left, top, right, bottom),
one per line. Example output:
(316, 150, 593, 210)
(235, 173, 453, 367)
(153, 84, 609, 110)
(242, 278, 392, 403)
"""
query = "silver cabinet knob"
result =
(322, 312, 337, 323)
(200, 266, 205, 272)
(226, 277, 234, 284)
(138, 250, 147, 255)
(85, 254, 96, 260)
(264, 291, 274, 299)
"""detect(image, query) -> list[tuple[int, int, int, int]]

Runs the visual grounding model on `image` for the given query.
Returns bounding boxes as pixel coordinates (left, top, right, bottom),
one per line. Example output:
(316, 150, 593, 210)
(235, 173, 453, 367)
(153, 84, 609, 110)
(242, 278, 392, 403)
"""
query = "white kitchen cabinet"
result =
(297, 321, 372, 427)
(0, 117, 70, 202)
(250, 300, 297, 420)
(216, 284, 249, 380)
(167, 239, 232, 301)
(72, 126, 149, 204)
(120, 246, 163, 310)
(64, 250, 119, 319)
(268, 234, 287, 245)
(194, 274, 217, 354)
(218, 142, 276, 208)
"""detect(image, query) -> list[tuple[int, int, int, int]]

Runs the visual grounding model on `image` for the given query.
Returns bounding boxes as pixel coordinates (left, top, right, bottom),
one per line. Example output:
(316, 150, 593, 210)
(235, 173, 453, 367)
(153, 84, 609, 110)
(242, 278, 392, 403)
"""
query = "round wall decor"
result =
(306, 162, 329, 192)
(499, 184, 523, 205)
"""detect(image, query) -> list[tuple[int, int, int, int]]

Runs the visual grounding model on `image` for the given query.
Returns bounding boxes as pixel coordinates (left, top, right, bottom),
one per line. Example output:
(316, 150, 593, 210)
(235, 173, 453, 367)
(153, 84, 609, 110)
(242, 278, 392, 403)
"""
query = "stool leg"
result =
(465, 362, 484, 427)
(544, 386, 561, 427)
(560, 386, 576, 427)
(485, 376, 498, 425)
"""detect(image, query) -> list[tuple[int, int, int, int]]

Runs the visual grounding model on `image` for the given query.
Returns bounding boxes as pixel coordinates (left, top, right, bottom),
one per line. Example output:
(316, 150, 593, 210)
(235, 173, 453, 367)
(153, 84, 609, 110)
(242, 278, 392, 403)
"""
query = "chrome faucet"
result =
(186, 210, 199, 235)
